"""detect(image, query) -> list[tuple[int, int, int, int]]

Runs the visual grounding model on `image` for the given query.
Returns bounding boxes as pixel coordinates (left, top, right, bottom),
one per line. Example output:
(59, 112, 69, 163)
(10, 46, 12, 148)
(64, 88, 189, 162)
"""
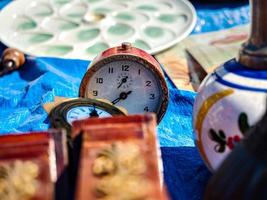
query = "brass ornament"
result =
(92, 142, 152, 199)
(0, 160, 39, 200)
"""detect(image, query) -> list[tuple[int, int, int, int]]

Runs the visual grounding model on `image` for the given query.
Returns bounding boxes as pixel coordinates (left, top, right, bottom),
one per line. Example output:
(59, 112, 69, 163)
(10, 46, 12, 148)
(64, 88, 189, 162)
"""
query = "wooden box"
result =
(73, 114, 168, 200)
(0, 130, 69, 200)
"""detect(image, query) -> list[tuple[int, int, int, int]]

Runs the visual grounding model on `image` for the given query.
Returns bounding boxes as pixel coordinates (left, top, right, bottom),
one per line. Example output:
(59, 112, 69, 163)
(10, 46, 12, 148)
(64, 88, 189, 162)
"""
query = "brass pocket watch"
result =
(79, 43, 169, 123)
(49, 98, 126, 131)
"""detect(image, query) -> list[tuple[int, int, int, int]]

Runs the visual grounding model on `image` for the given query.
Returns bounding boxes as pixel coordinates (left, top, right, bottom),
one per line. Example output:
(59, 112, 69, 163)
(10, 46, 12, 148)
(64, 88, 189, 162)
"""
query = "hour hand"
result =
(117, 76, 128, 89)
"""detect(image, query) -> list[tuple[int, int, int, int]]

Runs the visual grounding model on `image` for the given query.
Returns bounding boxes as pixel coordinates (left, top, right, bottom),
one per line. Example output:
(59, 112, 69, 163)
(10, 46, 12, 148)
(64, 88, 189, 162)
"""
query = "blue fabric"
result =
(193, 2, 249, 34)
(0, 1, 250, 199)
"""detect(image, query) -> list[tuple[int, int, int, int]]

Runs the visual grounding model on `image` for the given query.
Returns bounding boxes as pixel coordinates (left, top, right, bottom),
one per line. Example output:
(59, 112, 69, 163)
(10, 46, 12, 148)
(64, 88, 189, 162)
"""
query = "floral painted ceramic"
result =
(193, 58, 267, 170)
(193, 0, 267, 171)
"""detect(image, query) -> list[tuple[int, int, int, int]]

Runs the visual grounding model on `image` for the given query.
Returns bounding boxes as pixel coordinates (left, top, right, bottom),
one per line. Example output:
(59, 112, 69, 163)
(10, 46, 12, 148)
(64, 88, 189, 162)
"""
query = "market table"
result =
(0, 1, 249, 199)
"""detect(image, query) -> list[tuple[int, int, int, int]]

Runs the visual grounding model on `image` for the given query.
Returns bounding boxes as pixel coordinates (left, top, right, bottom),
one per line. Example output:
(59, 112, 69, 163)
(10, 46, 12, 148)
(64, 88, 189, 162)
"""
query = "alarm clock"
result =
(49, 98, 126, 131)
(79, 42, 169, 123)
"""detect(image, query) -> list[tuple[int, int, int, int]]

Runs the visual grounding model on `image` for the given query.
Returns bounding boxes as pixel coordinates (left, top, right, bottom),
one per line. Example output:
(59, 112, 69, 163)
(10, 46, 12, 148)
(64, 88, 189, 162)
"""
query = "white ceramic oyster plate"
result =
(0, 0, 196, 60)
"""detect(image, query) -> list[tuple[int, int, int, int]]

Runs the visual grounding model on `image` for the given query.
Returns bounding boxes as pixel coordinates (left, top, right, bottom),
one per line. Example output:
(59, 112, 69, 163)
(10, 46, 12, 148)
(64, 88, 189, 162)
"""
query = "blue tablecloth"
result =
(0, 1, 249, 199)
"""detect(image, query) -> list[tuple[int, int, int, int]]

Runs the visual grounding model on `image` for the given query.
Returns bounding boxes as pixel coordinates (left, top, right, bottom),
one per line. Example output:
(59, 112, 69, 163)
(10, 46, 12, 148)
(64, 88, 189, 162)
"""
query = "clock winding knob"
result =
(121, 42, 132, 51)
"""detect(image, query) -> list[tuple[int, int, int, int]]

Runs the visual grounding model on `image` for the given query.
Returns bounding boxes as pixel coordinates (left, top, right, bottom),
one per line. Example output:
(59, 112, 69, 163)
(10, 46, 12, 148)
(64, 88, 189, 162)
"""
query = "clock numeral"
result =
(146, 81, 152, 87)
(122, 65, 129, 71)
(138, 69, 141, 75)
(108, 68, 114, 74)
(144, 106, 149, 112)
(93, 90, 98, 96)
(149, 94, 155, 100)
(70, 116, 78, 119)
(80, 108, 87, 112)
(96, 78, 103, 84)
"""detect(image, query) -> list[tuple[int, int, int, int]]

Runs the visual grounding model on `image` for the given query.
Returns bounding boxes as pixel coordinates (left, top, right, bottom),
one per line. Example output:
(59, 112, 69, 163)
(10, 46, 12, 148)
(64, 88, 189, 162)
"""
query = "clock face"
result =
(84, 60, 163, 115)
(49, 98, 126, 131)
(66, 106, 112, 124)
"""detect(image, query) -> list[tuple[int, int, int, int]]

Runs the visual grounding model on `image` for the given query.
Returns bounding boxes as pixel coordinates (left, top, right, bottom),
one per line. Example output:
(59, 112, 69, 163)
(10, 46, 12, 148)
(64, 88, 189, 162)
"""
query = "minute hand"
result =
(111, 91, 132, 105)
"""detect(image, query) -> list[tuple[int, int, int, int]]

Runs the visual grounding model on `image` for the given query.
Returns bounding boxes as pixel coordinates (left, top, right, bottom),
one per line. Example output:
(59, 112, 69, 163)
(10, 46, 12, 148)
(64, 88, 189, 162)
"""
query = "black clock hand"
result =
(112, 91, 132, 105)
(89, 105, 99, 117)
(111, 97, 121, 105)
(117, 76, 128, 89)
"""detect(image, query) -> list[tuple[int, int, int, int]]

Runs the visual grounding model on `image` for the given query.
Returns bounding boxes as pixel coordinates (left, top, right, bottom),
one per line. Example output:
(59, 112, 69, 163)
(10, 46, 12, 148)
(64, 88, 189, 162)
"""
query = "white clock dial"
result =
(86, 60, 163, 114)
(66, 106, 112, 124)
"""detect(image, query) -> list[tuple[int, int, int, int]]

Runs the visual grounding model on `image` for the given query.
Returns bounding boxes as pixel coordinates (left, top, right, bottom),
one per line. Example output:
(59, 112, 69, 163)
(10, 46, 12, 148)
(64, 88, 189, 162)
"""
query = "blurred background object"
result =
(205, 103, 267, 200)
(191, 0, 248, 3)
(0, 48, 25, 76)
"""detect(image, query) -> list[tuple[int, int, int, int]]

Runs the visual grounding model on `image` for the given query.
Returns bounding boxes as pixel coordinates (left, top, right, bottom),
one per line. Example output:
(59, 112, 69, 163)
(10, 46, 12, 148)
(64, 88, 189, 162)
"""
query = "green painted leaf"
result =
(238, 112, 250, 135)
(218, 130, 226, 139)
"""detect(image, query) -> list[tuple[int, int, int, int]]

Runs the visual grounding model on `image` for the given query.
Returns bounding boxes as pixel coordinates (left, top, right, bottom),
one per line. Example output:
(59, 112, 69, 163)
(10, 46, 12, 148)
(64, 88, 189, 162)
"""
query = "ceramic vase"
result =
(192, 0, 267, 171)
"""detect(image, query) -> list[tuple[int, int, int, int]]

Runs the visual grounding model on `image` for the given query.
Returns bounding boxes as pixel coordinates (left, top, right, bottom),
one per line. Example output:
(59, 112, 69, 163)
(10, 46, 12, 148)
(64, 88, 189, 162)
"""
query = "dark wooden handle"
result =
(0, 48, 25, 75)
(238, 0, 267, 69)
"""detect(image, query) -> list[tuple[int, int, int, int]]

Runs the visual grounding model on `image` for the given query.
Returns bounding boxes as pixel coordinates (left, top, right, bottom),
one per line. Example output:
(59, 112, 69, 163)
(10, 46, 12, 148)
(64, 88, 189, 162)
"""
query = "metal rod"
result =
(238, 0, 267, 69)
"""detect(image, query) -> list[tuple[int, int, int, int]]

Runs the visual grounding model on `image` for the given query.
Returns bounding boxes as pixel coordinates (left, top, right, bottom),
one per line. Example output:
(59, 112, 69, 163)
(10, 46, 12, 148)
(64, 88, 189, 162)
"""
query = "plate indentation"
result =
(137, 5, 158, 12)
(86, 42, 109, 55)
(12, 32, 53, 47)
(108, 23, 134, 36)
(26, 3, 53, 17)
(133, 40, 151, 50)
(28, 33, 53, 43)
(144, 26, 164, 38)
(158, 14, 187, 24)
(78, 28, 100, 41)
(142, 26, 175, 46)
(14, 16, 37, 31)
(52, 0, 72, 5)
(92, 7, 112, 14)
(115, 13, 135, 21)
(114, 12, 149, 24)
(42, 18, 79, 32)
(60, 3, 87, 22)
(31, 45, 73, 56)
